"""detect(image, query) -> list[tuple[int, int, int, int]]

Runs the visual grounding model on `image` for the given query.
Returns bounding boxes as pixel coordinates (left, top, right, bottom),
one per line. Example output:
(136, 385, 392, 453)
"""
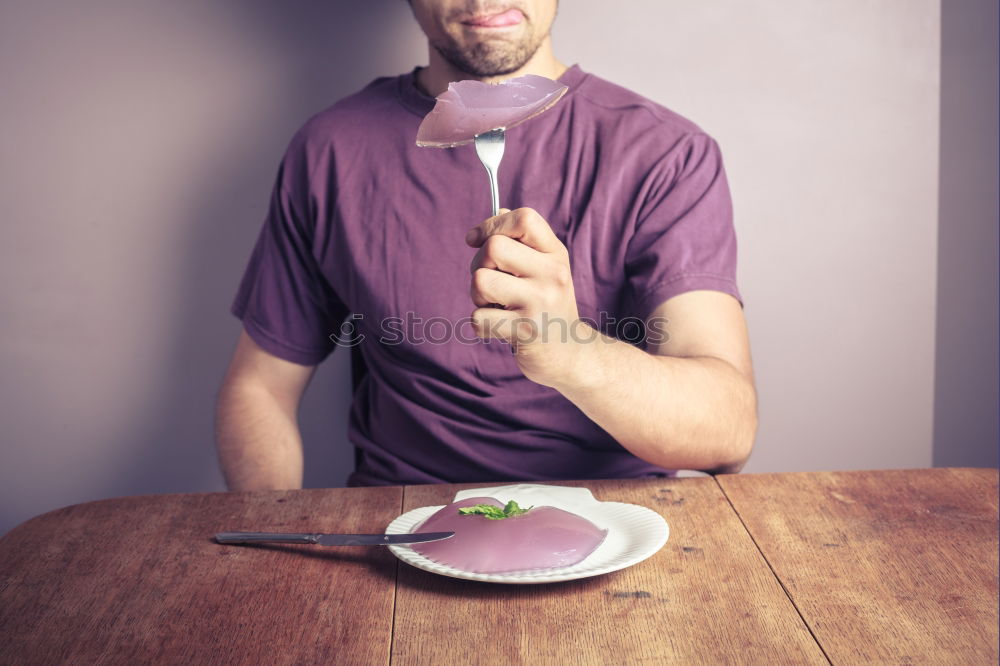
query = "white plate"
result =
(386, 483, 669, 584)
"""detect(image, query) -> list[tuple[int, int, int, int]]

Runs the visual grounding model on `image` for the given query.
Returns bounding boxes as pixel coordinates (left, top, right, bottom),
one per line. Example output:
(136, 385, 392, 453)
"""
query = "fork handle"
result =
(486, 168, 500, 217)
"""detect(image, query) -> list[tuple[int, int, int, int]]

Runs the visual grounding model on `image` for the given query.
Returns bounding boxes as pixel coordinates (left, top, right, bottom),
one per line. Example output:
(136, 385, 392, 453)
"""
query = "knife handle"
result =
(215, 532, 321, 545)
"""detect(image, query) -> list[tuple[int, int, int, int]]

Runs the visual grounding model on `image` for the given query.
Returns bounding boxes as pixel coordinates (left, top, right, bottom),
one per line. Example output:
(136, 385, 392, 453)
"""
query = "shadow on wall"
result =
(115, 3, 421, 496)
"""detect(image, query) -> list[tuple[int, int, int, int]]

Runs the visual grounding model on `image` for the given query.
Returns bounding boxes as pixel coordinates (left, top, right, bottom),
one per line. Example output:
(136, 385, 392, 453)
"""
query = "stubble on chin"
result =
(433, 26, 544, 77)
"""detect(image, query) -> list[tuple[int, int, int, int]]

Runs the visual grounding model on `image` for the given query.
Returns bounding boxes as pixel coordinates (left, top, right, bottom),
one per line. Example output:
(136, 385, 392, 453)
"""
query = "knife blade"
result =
(214, 531, 454, 546)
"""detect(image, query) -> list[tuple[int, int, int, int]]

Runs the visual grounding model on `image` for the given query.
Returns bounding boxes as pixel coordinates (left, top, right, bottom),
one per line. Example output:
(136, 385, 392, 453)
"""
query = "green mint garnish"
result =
(458, 500, 533, 520)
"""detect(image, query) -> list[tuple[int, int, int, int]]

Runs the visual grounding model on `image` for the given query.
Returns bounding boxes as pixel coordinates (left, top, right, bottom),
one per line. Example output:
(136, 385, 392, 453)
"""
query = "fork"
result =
(474, 128, 506, 217)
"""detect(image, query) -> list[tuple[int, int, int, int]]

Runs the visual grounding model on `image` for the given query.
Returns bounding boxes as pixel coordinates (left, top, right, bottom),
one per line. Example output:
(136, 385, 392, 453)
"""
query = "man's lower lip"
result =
(463, 8, 524, 28)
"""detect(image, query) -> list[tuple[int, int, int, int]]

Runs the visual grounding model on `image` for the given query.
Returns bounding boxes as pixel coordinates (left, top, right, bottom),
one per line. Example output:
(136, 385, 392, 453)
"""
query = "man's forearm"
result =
(215, 382, 304, 490)
(550, 324, 757, 474)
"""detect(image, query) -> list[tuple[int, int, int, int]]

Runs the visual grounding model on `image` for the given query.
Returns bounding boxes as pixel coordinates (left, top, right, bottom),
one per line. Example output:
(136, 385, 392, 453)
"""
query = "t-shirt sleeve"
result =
(624, 132, 741, 322)
(230, 138, 348, 366)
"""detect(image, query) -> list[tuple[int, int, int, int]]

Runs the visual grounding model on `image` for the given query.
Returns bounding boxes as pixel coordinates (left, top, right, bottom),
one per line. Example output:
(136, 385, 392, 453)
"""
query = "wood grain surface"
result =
(718, 468, 1000, 664)
(391, 478, 825, 665)
(3, 470, 994, 665)
(0, 487, 403, 665)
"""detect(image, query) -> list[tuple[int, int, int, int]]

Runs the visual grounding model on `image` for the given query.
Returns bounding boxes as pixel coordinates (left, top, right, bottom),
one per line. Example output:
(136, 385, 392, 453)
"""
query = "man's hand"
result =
(466, 207, 586, 387)
(466, 207, 756, 474)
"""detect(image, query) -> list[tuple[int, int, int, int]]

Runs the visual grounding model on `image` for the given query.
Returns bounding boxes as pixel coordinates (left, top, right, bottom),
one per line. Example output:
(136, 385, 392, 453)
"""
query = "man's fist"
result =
(466, 207, 591, 387)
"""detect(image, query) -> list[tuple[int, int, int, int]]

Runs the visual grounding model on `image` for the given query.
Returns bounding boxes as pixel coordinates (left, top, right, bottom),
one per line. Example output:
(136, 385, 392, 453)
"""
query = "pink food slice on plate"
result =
(410, 497, 608, 574)
(416, 74, 569, 148)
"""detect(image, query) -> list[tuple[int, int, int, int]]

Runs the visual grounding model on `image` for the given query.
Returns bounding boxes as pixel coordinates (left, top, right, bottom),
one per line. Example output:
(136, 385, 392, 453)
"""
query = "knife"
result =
(214, 531, 454, 546)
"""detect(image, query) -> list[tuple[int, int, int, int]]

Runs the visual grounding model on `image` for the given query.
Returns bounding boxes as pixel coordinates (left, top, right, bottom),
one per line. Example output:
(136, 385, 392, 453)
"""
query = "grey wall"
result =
(933, 0, 999, 468)
(0, 1, 994, 536)
(555, 1, 942, 476)
(0, 1, 425, 535)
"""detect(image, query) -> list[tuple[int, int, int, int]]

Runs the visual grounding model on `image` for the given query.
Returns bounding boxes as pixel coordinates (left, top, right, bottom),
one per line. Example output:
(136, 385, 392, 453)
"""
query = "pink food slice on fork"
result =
(415, 74, 568, 148)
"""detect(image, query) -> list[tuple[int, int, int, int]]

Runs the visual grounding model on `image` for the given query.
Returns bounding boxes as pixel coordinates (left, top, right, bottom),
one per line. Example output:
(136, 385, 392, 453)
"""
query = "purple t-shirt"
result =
(232, 65, 740, 486)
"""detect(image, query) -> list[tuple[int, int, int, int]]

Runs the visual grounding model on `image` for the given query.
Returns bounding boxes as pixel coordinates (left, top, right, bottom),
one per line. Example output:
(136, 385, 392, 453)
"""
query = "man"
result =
(216, 0, 757, 490)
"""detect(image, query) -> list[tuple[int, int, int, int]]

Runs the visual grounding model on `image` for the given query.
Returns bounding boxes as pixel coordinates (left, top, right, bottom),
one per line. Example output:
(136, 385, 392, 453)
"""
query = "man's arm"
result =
(468, 208, 757, 474)
(553, 291, 756, 474)
(215, 330, 317, 490)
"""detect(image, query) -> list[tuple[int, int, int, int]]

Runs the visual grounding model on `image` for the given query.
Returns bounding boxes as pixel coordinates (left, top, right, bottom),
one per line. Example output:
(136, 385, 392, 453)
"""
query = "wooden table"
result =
(1, 469, 996, 664)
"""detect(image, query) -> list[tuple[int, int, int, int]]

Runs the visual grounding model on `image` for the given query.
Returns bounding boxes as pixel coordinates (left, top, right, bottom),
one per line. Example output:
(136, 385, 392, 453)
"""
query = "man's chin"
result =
(454, 62, 526, 78)
(436, 46, 537, 79)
